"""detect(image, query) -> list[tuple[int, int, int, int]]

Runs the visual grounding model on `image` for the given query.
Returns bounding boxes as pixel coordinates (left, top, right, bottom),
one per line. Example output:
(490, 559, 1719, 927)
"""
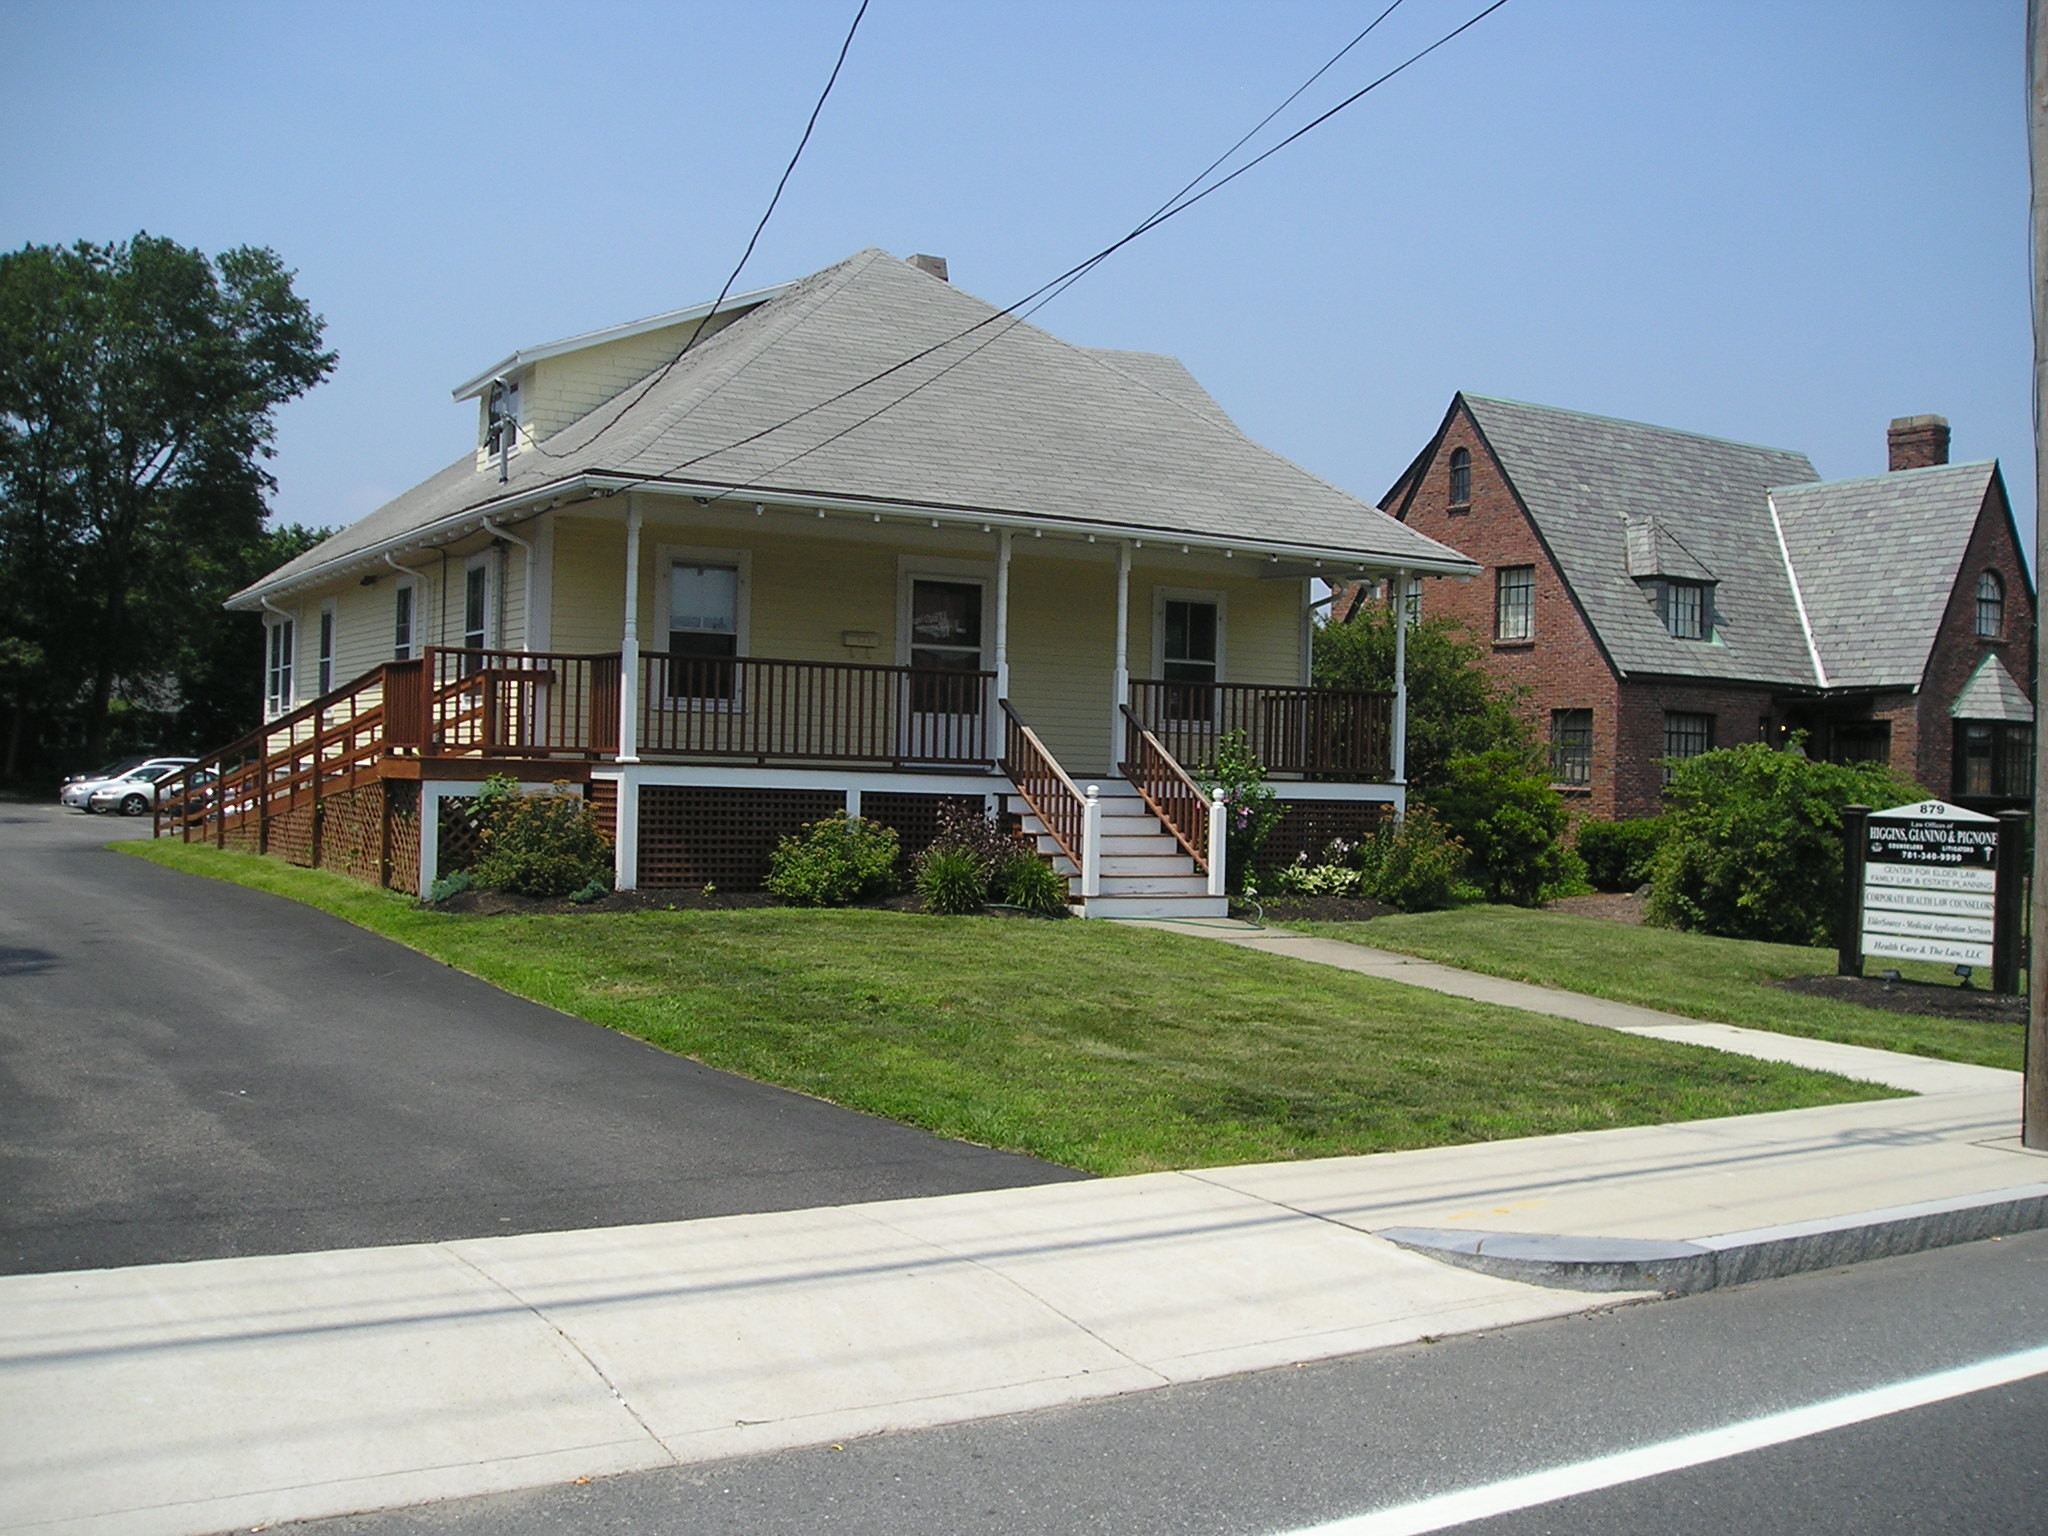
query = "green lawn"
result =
(122, 841, 1899, 1175)
(1298, 907, 2023, 1072)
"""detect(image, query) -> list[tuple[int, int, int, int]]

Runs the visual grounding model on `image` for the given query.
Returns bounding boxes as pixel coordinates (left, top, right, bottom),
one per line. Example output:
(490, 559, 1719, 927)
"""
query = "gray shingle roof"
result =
(241, 250, 1472, 604)
(1463, 395, 1821, 684)
(1951, 653, 2033, 722)
(1770, 462, 1999, 690)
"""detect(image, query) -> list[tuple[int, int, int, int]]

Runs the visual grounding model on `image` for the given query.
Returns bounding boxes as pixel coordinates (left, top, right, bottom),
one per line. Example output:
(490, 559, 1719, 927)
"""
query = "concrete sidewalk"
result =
(4, 930, 2043, 1536)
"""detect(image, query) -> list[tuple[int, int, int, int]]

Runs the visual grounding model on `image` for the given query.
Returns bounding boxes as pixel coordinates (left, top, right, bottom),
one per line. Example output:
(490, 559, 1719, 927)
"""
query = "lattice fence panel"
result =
(268, 804, 315, 867)
(437, 796, 486, 874)
(385, 781, 421, 895)
(586, 780, 618, 846)
(316, 785, 385, 886)
(637, 786, 844, 890)
(860, 792, 987, 872)
(1256, 800, 1394, 879)
(221, 819, 261, 853)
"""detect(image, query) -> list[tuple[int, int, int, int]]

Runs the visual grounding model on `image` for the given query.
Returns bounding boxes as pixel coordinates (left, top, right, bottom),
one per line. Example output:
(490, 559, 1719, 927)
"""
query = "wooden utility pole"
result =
(2027, 0, 2048, 1147)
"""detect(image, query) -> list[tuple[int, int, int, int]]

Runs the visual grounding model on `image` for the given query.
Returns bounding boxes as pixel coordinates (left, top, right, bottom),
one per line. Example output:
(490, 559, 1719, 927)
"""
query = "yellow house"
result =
(195, 250, 1477, 914)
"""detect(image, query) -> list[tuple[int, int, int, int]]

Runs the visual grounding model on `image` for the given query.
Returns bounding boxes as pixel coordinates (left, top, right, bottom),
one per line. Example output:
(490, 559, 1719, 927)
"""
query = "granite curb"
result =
(1379, 1180, 2048, 1295)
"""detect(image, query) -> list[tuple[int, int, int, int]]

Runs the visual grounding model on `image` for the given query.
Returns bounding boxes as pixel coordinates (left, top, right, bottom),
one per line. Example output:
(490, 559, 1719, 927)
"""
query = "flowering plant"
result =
(1198, 730, 1282, 893)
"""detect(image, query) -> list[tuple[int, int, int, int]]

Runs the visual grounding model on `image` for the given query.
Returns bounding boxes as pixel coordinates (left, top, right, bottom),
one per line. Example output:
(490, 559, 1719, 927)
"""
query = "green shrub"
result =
(1270, 851, 1365, 899)
(1199, 730, 1283, 893)
(765, 813, 900, 907)
(1421, 749, 1574, 906)
(470, 778, 614, 898)
(426, 868, 473, 904)
(916, 844, 989, 914)
(998, 853, 1070, 915)
(1646, 742, 1925, 946)
(1577, 817, 1665, 892)
(1367, 805, 1467, 912)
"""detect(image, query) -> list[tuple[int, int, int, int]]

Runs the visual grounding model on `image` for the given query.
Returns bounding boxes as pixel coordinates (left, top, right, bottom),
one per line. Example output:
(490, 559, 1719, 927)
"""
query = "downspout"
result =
(481, 517, 535, 652)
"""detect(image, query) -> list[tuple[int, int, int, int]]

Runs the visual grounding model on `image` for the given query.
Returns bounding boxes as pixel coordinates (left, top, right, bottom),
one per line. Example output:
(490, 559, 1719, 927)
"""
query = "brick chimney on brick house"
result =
(1888, 414, 1950, 471)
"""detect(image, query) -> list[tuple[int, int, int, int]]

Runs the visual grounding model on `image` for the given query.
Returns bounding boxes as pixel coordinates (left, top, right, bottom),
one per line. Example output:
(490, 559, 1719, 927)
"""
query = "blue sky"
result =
(1, 1, 2031, 563)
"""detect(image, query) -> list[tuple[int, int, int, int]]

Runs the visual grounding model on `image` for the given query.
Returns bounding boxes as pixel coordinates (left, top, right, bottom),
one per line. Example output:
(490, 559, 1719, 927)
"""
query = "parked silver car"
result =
(60, 757, 192, 811)
(82, 760, 202, 816)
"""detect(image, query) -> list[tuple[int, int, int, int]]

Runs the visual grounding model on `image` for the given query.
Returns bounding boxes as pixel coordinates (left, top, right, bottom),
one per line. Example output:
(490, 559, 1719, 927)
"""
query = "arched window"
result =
(1977, 571, 2004, 638)
(1448, 447, 1472, 507)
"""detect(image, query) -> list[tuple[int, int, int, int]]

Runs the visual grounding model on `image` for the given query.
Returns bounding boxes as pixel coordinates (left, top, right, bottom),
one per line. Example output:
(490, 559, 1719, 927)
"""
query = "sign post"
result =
(1841, 800, 2014, 994)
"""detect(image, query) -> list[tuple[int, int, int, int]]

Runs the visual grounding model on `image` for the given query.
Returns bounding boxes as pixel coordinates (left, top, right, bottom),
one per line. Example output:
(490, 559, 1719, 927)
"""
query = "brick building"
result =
(1346, 395, 2034, 821)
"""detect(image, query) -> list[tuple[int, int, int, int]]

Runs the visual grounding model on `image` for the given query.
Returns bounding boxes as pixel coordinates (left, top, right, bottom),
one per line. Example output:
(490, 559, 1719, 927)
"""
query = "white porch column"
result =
(618, 498, 642, 765)
(613, 772, 640, 892)
(994, 527, 1012, 707)
(1110, 541, 1131, 767)
(1392, 569, 1411, 805)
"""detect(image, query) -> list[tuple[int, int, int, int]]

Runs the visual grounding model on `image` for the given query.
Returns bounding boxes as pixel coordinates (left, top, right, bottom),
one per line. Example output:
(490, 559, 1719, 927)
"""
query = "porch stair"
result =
(1006, 783, 1228, 921)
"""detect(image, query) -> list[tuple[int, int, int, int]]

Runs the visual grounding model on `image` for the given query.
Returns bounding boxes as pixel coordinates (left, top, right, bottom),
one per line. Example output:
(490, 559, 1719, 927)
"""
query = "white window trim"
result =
(462, 552, 494, 653)
(317, 599, 338, 697)
(392, 577, 419, 661)
(658, 543, 751, 709)
(264, 614, 296, 720)
(1150, 586, 1227, 683)
(896, 556, 995, 671)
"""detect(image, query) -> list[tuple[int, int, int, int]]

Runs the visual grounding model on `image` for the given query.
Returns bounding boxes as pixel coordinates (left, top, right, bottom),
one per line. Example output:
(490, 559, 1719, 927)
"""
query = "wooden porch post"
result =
(1110, 541, 1131, 768)
(1392, 569, 1411, 802)
(618, 498, 642, 765)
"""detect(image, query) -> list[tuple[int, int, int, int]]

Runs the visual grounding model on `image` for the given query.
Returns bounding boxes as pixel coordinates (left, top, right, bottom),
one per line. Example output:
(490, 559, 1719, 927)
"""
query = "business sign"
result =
(1858, 800, 1999, 968)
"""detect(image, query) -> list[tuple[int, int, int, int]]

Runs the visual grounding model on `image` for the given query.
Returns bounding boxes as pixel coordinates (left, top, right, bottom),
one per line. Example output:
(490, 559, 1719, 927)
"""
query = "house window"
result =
(265, 618, 294, 718)
(668, 561, 741, 701)
(1828, 721, 1891, 766)
(393, 584, 414, 660)
(463, 560, 489, 652)
(1662, 711, 1713, 781)
(484, 377, 520, 457)
(1550, 709, 1592, 785)
(1495, 566, 1534, 641)
(1448, 446, 1472, 508)
(317, 603, 336, 696)
(1658, 580, 1709, 641)
(909, 578, 985, 716)
(1977, 572, 2005, 639)
(1957, 721, 2033, 799)
(1160, 595, 1220, 720)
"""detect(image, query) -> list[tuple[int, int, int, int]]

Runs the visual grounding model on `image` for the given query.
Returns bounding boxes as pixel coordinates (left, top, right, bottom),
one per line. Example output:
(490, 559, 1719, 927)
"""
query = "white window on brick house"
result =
(1977, 571, 2005, 638)
(1662, 711, 1713, 781)
(1550, 709, 1592, 785)
(1495, 566, 1534, 641)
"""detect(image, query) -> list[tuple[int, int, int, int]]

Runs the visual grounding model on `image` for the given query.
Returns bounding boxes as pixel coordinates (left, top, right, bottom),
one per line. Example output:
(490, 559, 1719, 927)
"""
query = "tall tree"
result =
(0, 233, 335, 775)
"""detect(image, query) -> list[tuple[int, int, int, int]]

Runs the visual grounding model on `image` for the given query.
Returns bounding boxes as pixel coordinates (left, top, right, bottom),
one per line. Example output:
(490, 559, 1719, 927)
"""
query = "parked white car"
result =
(83, 760, 203, 816)
(59, 757, 192, 811)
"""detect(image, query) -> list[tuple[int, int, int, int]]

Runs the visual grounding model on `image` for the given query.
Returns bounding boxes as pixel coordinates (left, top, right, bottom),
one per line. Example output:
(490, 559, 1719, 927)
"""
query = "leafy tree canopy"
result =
(0, 232, 334, 777)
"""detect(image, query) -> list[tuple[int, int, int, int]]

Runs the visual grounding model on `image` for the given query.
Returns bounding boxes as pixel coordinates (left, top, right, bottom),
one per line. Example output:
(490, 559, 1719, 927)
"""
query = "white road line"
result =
(1283, 1342, 2048, 1536)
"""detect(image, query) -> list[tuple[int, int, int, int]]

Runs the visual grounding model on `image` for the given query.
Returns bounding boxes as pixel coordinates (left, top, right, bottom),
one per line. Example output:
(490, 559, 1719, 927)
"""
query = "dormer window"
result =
(1977, 571, 2005, 638)
(484, 377, 521, 457)
(1448, 446, 1472, 508)
(1647, 578, 1711, 641)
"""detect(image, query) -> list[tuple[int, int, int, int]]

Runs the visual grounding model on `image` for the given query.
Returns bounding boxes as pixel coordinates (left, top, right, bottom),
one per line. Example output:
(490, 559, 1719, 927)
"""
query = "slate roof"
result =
(240, 250, 1472, 605)
(1770, 462, 2001, 690)
(1951, 653, 2034, 722)
(1460, 395, 1821, 685)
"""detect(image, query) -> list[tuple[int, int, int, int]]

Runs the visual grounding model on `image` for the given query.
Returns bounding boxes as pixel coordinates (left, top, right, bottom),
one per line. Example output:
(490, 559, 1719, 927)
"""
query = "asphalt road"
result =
(268, 1227, 2048, 1536)
(0, 805, 1080, 1275)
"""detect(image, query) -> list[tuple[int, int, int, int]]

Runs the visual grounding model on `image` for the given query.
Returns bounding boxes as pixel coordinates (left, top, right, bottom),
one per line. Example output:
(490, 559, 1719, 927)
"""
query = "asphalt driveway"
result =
(0, 805, 1080, 1275)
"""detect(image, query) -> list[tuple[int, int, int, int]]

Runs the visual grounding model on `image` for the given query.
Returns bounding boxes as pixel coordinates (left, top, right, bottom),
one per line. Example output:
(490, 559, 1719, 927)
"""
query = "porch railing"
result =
(640, 653, 995, 767)
(1000, 699, 1086, 873)
(1126, 679, 1393, 780)
(426, 647, 615, 758)
(1119, 704, 1212, 872)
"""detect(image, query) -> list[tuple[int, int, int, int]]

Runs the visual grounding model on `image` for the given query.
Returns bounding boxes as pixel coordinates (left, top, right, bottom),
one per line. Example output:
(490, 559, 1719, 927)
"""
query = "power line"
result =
(550, 0, 1513, 502)
(521, 0, 869, 460)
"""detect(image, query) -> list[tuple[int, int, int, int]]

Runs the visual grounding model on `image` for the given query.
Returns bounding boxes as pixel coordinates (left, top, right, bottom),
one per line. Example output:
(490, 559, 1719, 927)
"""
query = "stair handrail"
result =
(998, 699, 1088, 873)
(1118, 703, 1213, 873)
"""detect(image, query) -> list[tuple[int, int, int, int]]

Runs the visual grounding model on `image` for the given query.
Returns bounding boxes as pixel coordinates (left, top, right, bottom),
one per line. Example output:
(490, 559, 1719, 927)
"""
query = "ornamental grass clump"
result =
(912, 802, 1046, 915)
(469, 776, 614, 898)
(764, 813, 900, 907)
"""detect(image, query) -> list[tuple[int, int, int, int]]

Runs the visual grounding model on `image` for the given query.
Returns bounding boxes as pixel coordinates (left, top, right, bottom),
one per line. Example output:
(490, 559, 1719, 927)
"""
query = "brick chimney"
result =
(906, 253, 949, 282)
(1887, 414, 1950, 472)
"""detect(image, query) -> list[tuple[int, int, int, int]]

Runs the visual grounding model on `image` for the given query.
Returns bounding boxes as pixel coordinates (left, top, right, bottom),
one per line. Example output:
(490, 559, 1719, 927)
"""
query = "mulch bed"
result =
(1773, 973, 2026, 1022)
(1544, 890, 1649, 925)
(428, 887, 1064, 919)
(1232, 894, 1395, 924)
